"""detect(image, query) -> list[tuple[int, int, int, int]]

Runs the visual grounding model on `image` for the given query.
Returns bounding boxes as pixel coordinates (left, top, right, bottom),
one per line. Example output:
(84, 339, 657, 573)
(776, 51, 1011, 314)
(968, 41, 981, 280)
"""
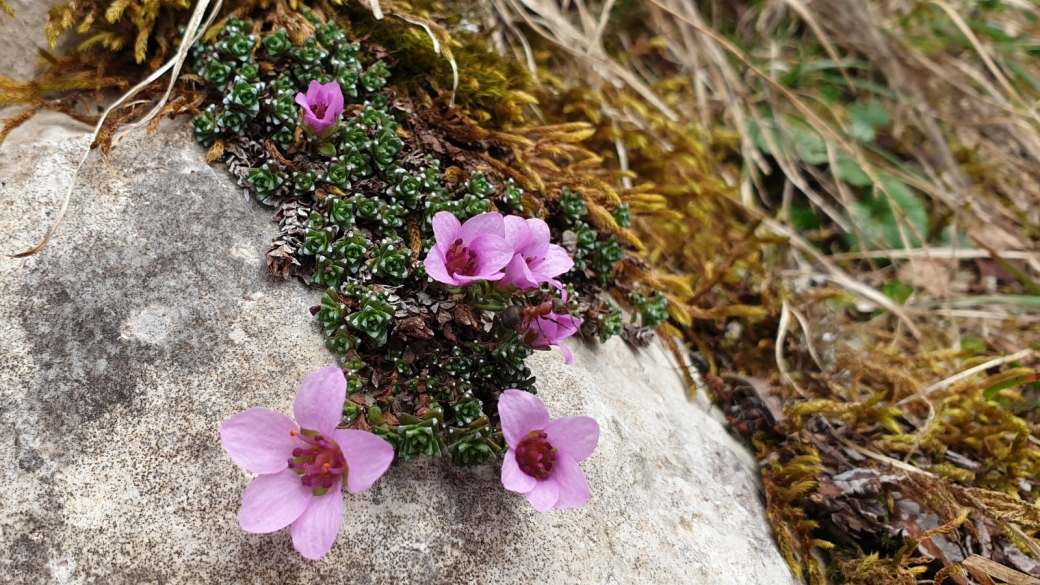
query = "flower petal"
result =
(550, 453, 590, 509)
(555, 313, 583, 335)
(334, 429, 395, 493)
(309, 117, 332, 134)
(422, 248, 456, 286)
(239, 469, 313, 534)
(320, 82, 344, 119)
(295, 92, 310, 109)
(459, 212, 504, 244)
(221, 408, 299, 474)
(524, 477, 560, 513)
(294, 366, 346, 436)
(544, 416, 599, 462)
(302, 115, 323, 135)
(498, 389, 549, 447)
(432, 211, 461, 247)
(522, 217, 551, 259)
(501, 449, 537, 494)
(470, 234, 514, 276)
(531, 245, 574, 281)
(453, 271, 504, 285)
(291, 476, 344, 560)
(305, 79, 323, 101)
(558, 342, 574, 365)
(503, 215, 531, 251)
(500, 254, 537, 289)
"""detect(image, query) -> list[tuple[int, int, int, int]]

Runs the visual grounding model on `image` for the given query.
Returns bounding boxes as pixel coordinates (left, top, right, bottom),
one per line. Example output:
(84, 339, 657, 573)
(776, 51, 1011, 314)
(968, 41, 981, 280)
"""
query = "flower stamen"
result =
(515, 430, 557, 480)
(286, 432, 347, 495)
(444, 238, 477, 277)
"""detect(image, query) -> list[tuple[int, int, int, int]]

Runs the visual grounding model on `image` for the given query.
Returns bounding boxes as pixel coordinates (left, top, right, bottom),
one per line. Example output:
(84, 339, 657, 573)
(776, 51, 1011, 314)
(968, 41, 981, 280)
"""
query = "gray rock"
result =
(0, 115, 797, 585)
(0, 7, 797, 584)
(0, 0, 58, 83)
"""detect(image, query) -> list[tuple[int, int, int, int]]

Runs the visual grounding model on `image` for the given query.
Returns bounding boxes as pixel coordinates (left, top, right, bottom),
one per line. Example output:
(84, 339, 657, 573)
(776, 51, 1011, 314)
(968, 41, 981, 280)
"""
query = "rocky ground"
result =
(0, 107, 795, 582)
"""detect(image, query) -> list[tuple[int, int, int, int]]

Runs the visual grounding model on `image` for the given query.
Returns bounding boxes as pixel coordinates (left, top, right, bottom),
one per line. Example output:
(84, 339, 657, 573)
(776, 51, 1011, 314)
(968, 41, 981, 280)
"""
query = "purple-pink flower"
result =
(521, 305, 582, 364)
(423, 211, 514, 286)
(499, 389, 599, 512)
(220, 366, 394, 560)
(502, 215, 574, 290)
(295, 80, 344, 136)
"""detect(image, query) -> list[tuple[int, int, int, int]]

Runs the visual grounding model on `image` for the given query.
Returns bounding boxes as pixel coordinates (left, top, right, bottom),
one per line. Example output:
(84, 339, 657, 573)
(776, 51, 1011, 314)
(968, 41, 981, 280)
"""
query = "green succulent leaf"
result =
(192, 107, 218, 146)
(246, 164, 285, 199)
(598, 305, 623, 342)
(262, 28, 292, 60)
(560, 187, 588, 221)
(360, 60, 390, 92)
(200, 59, 234, 86)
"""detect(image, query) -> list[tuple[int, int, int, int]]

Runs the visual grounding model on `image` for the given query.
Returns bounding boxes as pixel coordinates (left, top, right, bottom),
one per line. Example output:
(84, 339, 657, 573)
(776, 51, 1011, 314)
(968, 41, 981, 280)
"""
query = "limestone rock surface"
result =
(0, 0, 57, 83)
(0, 117, 796, 585)
(0, 6, 798, 582)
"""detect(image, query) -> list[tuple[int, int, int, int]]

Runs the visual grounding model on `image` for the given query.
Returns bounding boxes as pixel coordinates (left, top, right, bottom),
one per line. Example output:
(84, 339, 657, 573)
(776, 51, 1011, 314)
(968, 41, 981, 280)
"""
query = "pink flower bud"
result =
(294, 80, 344, 136)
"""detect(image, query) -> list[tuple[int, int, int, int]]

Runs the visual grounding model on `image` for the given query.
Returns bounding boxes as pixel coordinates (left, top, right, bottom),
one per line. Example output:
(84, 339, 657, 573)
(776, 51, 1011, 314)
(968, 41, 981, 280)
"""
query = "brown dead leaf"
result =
(205, 139, 224, 163)
(977, 257, 1028, 285)
(453, 305, 478, 329)
(969, 223, 1027, 251)
(442, 322, 456, 342)
(898, 259, 958, 298)
(396, 316, 435, 339)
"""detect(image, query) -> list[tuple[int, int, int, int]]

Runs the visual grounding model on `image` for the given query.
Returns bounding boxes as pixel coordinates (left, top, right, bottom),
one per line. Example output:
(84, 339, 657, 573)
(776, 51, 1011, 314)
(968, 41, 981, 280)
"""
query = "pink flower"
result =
(502, 215, 574, 290)
(498, 389, 599, 512)
(220, 366, 394, 560)
(294, 80, 344, 136)
(521, 306, 582, 364)
(423, 211, 514, 286)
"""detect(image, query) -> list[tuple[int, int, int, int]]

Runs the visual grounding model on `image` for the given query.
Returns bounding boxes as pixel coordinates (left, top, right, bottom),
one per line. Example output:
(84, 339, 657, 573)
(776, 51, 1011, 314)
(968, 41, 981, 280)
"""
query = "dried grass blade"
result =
(823, 419, 935, 476)
(777, 300, 809, 398)
(113, 0, 222, 144)
(896, 349, 1035, 406)
(783, 0, 854, 89)
(761, 216, 923, 338)
(963, 555, 1040, 585)
(393, 13, 458, 107)
(789, 305, 824, 371)
(368, 0, 384, 20)
(501, 0, 679, 121)
(929, 0, 1033, 118)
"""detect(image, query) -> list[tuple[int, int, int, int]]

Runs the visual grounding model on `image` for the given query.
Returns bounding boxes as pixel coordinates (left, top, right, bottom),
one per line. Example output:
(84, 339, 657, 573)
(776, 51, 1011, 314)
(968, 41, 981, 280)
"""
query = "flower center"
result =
(288, 430, 346, 496)
(311, 101, 328, 119)
(515, 430, 557, 480)
(444, 238, 477, 277)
